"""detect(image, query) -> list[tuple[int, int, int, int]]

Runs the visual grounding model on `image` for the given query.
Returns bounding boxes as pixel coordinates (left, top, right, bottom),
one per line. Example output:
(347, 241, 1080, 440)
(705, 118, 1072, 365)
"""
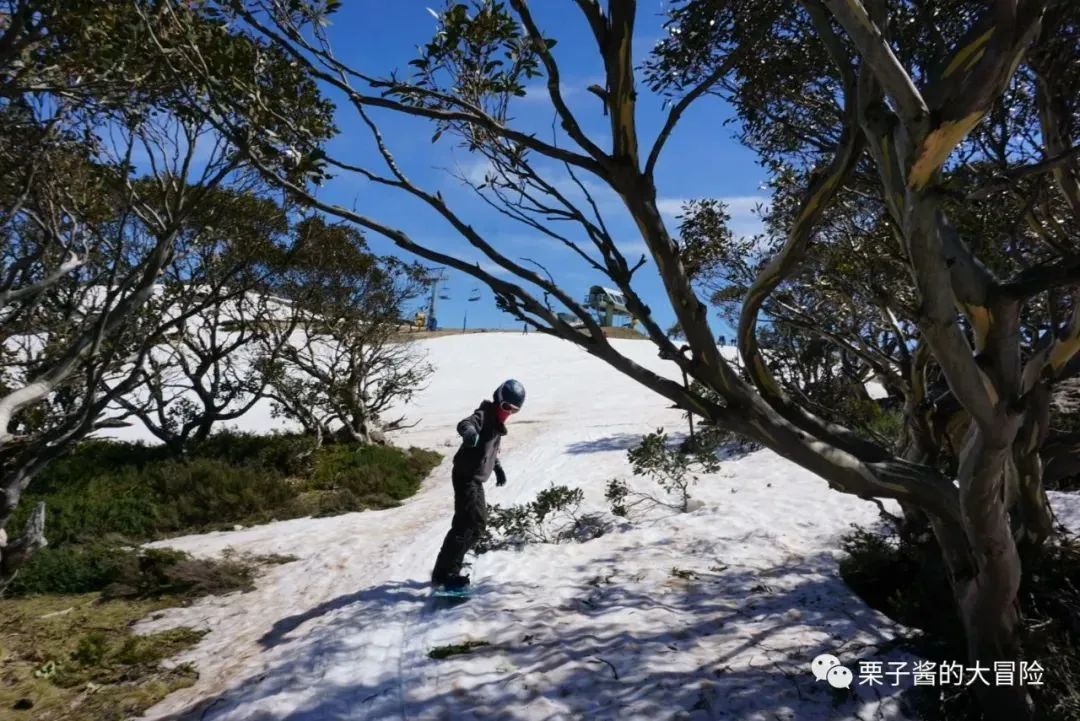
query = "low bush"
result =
(9, 433, 441, 548)
(11, 459, 295, 547)
(838, 526, 955, 641)
(307, 444, 441, 502)
(5, 544, 134, 597)
(477, 484, 607, 553)
(5, 544, 263, 599)
(187, 432, 315, 477)
(150, 457, 296, 530)
(1, 432, 440, 717)
(606, 428, 725, 517)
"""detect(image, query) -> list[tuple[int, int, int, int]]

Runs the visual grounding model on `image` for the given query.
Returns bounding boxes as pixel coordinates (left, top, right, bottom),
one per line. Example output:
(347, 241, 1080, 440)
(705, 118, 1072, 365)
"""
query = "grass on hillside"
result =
(1, 549, 294, 721)
(0, 593, 202, 721)
(1, 431, 440, 716)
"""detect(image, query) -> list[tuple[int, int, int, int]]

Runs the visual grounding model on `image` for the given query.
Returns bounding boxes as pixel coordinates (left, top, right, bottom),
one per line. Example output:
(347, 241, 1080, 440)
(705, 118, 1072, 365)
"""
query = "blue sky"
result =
(308, 1, 768, 334)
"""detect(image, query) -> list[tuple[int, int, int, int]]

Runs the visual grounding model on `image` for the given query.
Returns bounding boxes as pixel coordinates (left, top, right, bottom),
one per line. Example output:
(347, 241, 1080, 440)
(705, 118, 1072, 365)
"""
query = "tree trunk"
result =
(1013, 450, 1055, 547)
(1012, 383, 1055, 547)
(897, 413, 935, 539)
(950, 427, 1034, 721)
(334, 419, 371, 445)
(340, 404, 376, 445)
(0, 501, 46, 586)
(957, 570, 1033, 721)
(191, 419, 215, 449)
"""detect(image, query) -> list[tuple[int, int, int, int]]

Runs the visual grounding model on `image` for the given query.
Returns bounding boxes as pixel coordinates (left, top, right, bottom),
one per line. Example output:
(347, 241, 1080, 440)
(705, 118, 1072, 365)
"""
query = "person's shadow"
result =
(258, 579, 430, 649)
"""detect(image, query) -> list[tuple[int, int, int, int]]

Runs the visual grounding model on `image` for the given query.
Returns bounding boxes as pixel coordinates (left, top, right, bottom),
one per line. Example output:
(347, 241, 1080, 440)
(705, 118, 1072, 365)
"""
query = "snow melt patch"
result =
(132, 333, 1078, 721)
(1050, 491, 1080, 536)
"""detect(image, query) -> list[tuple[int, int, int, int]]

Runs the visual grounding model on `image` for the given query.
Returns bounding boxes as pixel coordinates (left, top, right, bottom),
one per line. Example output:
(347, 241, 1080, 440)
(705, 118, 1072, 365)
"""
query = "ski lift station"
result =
(584, 285, 634, 327)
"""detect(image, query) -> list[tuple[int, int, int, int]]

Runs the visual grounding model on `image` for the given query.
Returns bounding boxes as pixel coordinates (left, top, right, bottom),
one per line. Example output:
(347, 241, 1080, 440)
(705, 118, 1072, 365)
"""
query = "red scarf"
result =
(495, 406, 513, 425)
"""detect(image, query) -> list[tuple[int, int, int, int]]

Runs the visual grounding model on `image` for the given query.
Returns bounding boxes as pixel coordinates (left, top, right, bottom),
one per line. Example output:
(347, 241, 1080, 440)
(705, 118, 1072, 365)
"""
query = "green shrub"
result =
(308, 445, 441, 502)
(11, 436, 441, 548)
(605, 478, 631, 517)
(13, 459, 295, 546)
(188, 431, 315, 477)
(6, 544, 258, 599)
(605, 428, 724, 517)
(71, 631, 110, 667)
(477, 484, 605, 552)
(14, 467, 162, 547)
(6, 544, 133, 596)
(148, 457, 296, 530)
(1021, 539, 1080, 721)
(23, 439, 170, 497)
(839, 527, 955, 635)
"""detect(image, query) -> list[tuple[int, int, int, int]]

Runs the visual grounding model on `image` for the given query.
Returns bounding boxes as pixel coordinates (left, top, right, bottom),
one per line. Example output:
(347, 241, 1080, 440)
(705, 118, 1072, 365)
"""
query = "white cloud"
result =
(521, 81, 579, 103)
(657, 195, 770, 239)
(519, 76, 605, 104)
(654, 197, 686, 217)
(458, 157, 495, 185)
(476, 261, 513, 277)
(616, 240, 649, 258)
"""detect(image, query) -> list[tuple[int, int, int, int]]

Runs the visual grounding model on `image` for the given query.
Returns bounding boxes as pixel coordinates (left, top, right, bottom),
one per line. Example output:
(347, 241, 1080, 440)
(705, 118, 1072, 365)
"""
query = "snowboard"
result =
(432, 584, 472, 600)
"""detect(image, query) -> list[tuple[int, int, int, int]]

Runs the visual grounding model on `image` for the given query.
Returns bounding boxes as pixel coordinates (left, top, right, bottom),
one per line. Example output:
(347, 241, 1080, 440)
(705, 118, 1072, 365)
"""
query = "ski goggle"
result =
(499, 401, 520, 413)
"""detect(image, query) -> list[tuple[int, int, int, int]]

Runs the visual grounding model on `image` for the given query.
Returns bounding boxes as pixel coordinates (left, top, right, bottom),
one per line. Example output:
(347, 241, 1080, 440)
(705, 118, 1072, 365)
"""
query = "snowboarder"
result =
(431, 379, 526, 590)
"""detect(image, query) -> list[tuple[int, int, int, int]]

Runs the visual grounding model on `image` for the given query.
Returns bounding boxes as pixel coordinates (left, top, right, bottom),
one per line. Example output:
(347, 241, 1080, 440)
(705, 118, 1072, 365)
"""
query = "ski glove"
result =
(494, 463, 507, 487)
(461, 429, 480, 448)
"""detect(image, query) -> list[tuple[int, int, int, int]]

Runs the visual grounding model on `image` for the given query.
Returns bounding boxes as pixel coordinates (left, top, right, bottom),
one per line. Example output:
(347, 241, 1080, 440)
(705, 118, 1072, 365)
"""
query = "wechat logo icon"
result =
(811, 654, 853, 689)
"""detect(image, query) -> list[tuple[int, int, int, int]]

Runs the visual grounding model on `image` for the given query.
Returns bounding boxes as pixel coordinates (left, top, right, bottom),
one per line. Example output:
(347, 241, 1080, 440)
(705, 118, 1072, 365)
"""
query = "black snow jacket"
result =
(452, 400, 506, 484)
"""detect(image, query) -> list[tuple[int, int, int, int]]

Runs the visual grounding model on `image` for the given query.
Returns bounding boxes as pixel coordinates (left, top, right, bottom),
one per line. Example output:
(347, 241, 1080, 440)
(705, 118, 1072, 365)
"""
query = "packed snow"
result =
(106, 333, 1080, 721)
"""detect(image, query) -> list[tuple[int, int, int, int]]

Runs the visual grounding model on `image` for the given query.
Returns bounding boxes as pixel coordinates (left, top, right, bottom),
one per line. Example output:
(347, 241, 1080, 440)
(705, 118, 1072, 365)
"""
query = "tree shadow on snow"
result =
(565, 433, 645, 454)
(157, 550, 922, 721)
(566, 432, 760, 464)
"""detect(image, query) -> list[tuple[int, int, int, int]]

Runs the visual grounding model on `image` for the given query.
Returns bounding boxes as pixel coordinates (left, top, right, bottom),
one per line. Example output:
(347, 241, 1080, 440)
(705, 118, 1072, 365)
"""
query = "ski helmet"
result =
(494, 379, 526, 408)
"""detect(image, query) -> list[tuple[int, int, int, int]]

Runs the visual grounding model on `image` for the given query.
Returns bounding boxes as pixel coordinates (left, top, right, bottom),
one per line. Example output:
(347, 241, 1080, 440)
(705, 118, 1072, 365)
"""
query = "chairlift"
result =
(467, 287, 482, 302)
(438, 292, 451, 300)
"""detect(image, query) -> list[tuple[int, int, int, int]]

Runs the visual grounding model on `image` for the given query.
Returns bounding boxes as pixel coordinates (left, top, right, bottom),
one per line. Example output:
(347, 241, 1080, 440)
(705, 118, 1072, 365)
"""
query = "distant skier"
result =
(431, 379, 526, 590)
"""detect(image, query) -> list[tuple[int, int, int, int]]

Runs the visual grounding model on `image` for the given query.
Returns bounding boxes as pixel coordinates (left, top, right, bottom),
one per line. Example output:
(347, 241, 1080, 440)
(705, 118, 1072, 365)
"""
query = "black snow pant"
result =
(431, 473, 487, 582)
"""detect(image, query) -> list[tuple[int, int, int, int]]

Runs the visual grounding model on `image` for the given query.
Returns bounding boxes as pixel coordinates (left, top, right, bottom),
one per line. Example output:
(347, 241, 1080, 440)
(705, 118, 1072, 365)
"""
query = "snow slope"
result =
(126, 333, 1080, 721)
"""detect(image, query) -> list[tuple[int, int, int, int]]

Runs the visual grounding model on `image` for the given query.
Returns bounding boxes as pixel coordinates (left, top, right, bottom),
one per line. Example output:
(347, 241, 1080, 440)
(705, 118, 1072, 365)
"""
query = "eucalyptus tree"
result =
(0, 0, 332, 582)
(260, 217, 430, 447)
(105, 189, 295, 454)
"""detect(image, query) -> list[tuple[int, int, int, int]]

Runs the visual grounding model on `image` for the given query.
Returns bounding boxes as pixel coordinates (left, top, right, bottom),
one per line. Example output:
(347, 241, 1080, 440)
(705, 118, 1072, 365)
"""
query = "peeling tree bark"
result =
(1012, 383, 1056, 547)
(0, 501, 46, 586)
(954, 428, 1033, 720)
